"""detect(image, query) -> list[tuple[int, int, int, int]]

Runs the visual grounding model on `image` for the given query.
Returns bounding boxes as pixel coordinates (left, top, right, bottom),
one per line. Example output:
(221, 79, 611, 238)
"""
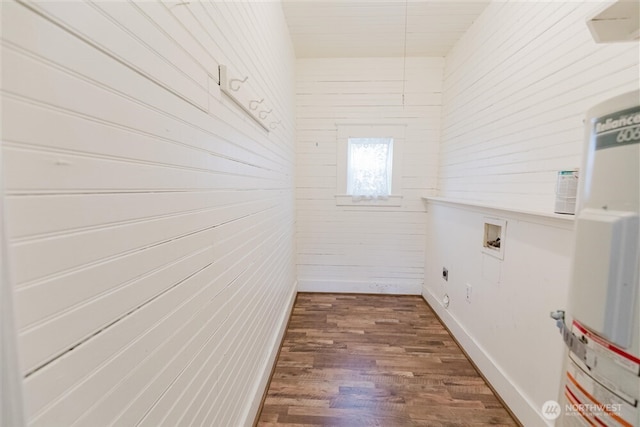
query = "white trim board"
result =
(334, 194, 403, 207)
(1, 139, 26, 427)
(240, 281, 297, 427)
(421, 287, 551, 427)
(423, 197, 574, 230)
(298, 279, 422, 295)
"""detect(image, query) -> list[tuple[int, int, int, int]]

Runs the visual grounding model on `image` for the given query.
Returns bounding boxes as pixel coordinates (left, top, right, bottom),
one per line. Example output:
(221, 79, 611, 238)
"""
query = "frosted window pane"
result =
(347, 138, 393, 197)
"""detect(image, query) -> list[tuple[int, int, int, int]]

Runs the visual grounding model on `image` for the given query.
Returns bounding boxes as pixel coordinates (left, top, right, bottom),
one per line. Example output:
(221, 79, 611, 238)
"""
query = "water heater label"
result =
(569, 320, 640, 411)
(565, 361, 638, 427)
(594, 106, 640, 150)
(572, 320, 640, 375)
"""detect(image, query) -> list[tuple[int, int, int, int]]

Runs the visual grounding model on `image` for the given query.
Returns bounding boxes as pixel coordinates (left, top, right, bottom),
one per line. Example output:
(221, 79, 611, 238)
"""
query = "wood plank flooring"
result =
(256, 293, 518, 426)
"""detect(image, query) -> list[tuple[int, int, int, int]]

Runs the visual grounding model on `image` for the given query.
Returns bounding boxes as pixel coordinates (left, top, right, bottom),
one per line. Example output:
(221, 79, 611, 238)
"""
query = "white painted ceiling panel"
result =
(282, 0, 490, 58)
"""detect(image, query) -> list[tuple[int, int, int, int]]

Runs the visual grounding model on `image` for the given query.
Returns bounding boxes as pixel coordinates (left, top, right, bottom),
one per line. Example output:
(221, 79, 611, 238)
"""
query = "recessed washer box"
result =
(482, 217, 506, 260)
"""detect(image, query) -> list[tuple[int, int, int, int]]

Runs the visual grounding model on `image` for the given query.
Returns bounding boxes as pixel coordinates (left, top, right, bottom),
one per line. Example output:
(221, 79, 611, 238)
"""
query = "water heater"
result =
(551, 90, 640, 426)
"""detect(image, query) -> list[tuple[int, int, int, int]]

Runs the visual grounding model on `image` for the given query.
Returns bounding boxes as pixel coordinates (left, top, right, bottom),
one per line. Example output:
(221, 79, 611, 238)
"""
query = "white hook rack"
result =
(219, 65, 269, 132)
(259, 109, 272, 119)
(270, 120, 281, 129)
(249, 98, 264, 110)
(229, 76, 248, 92)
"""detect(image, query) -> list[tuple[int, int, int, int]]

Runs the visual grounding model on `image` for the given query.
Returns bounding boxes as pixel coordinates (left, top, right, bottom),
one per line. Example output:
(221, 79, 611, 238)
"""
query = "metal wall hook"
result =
(259, 109, 272, 119)
(229, 76, 248, 91)
(249, 98, 264, 110)
(269, 120, 281, 129)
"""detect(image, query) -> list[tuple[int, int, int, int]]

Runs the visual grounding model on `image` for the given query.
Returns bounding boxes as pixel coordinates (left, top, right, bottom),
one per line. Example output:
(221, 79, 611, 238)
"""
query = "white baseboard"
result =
(240, 281, 297, 427)
(421, 286, 550, 427)
(298, 279, 421, 295)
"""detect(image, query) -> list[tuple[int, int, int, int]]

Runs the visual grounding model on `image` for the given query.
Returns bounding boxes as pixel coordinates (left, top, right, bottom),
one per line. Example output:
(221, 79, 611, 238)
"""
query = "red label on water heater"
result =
(573, 320, 640, 368)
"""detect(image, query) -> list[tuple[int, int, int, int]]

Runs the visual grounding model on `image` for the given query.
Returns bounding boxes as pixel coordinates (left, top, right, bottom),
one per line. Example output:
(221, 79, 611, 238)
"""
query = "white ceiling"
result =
(281, 0, 490, 58)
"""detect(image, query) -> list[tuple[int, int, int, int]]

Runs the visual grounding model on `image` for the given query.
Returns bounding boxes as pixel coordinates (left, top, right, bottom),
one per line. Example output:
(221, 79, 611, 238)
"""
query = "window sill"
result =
(335, 194, 403, 207)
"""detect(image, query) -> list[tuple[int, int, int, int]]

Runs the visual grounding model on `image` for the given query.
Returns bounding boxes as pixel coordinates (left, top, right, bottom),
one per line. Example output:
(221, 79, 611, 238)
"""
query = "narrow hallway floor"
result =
(256, 293, 518, 426)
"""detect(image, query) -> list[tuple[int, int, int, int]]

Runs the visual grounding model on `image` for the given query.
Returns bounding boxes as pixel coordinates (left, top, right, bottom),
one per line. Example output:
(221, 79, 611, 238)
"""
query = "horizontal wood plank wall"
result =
(439, 1, 639, 211)
(426, 1, 639, 425)
(296, 57, 443, 294)
(1, 1, 296, 425)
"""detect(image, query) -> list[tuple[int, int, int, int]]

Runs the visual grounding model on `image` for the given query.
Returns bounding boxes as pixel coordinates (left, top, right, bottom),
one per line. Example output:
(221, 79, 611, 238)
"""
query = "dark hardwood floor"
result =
(256, 293, 518, 426)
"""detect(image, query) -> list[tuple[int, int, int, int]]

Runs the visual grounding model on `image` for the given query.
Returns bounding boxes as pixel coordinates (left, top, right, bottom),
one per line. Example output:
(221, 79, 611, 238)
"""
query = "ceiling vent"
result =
(587, 0, 640, 43)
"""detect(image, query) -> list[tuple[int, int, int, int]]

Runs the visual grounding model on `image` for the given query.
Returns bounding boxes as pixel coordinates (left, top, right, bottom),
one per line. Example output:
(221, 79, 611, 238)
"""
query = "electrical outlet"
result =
(442, 267, 448, 281)
(466, 284, 472, 303)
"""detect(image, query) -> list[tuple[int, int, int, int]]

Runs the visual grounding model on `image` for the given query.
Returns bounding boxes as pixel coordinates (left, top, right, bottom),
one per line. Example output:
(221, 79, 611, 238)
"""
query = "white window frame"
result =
(336, 124, 404, 206)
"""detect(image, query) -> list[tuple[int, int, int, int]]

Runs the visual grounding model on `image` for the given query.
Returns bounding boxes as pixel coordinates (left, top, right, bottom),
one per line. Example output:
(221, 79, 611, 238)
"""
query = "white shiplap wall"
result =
(296, 57, 442, 294)
(439, 0, 639, 211)
(1, 1, 295, 425)
(425, 1, 640, 425)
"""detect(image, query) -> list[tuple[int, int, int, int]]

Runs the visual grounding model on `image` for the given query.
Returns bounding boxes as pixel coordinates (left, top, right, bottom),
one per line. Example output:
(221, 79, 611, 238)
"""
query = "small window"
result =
(347, 138, 393, 197)
(335, 124, 404, 206)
